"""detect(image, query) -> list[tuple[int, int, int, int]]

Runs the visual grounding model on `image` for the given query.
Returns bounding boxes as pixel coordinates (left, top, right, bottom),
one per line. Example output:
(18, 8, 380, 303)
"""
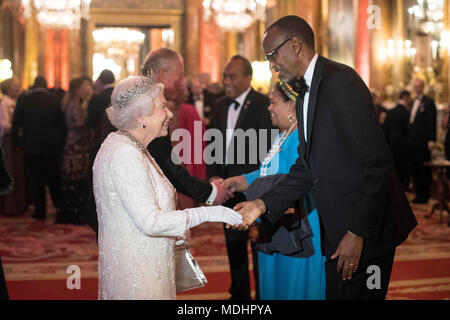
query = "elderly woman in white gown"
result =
(93, 75, 242, 300)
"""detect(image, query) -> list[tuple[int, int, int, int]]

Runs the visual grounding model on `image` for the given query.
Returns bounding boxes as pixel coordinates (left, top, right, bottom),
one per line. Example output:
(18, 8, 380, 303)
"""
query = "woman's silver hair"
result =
(107, 75, 164, 130)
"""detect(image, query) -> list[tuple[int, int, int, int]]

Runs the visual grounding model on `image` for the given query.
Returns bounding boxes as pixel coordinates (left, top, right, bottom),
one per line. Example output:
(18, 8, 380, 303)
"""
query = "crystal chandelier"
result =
(203, 0, 266, 32)
(408, 0, 444, 35)
(22, 0, 91, 29)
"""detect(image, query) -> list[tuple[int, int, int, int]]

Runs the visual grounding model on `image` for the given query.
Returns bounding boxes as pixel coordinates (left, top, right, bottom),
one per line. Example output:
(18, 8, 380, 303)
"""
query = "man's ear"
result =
(292, 38, 303, 56)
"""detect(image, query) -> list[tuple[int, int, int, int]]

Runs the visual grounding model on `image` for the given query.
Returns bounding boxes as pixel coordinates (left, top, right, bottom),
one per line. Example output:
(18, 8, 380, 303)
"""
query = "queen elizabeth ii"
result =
(93, 75, 242, 300)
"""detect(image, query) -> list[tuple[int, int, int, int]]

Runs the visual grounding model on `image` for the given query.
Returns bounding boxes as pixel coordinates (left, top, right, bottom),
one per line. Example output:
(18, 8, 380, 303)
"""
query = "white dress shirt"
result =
(302, 53, 319, 142)
(409, 95, 423, 124)
(226, 86, 252, 155)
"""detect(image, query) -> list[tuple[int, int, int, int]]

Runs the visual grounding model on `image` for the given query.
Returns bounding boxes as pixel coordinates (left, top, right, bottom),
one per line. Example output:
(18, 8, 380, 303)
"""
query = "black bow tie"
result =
(227, 99, 240, 110)
(289, 77, 309, 100)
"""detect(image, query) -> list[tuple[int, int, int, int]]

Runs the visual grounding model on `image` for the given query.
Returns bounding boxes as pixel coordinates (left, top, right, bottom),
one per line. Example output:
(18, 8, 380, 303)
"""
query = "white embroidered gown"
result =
(93, 132, 188, 300)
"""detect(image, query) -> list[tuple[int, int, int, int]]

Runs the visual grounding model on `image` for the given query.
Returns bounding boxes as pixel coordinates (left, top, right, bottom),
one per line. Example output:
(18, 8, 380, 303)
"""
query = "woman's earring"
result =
(288, 114, 295, 123)
(142, 124, 147, 129)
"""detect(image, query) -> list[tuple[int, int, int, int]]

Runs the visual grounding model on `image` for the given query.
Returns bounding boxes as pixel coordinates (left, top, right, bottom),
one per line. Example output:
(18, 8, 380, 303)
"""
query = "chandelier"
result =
(408, 0, 444, 35)
(203, 0, 266, 32)
(22, 0, 91, 29)
(93, 28, 145, 45)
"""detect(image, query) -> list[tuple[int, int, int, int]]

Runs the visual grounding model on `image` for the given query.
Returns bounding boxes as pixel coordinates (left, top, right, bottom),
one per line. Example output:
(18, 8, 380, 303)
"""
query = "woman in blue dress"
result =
(225, 82, 326, 300)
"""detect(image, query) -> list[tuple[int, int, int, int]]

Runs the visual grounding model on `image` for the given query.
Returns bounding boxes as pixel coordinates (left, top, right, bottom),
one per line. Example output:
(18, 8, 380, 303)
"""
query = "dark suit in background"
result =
(208, 88, 274, 299)
(81, 86, 114, 229)
(383, 102, 410, 189)
(260, 56, 417, 300)
(408, 95, 437, 202)
(86, 86, 114, 130)
(11, 88, 66, 219)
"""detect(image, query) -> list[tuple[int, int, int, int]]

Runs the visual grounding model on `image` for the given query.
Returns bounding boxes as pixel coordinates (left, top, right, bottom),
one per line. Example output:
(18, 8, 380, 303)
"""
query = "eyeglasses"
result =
(264, 37, 295, 61)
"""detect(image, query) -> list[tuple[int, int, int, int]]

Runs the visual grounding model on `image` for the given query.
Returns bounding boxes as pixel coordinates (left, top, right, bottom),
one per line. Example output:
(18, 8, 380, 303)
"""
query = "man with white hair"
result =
(84, 48, 232, 236)
(408, 78, 437, 204)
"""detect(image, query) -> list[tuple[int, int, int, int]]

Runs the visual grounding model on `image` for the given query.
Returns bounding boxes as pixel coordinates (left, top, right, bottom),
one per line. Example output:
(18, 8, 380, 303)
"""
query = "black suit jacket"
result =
(383, 104, 409, 154)
(86, 87, 114, 130)
(207, 88, 274, 180)
(408, 95, 436, 149)
(260, 56, 417, 261)
(11, 89, 66, 156)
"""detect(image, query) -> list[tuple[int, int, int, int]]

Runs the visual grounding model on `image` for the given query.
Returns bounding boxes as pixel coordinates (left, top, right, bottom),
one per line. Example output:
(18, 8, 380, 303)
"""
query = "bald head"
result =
(141, 48, 182, 76)
(266, 15, 315, 50)
(263, 15, 316, 80)
(413, 78, 425, 96)
(141, 48, 185, 102)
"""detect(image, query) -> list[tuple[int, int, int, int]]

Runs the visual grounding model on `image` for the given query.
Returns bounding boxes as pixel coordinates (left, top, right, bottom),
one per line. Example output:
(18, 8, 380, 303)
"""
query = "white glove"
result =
(175, 229, 191, 246)
(186, 206, 243, 229)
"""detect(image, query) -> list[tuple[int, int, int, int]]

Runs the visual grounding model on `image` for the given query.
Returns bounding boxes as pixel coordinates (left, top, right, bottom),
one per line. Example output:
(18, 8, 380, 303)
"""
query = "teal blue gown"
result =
(243, 129, 326, 300)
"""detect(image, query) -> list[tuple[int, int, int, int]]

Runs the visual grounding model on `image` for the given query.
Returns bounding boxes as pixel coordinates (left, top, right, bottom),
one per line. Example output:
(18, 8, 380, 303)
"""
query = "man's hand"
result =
(224, 176, 249, 193)
(331, 232, 364, 280)
(228, 199, 266, 231)
(212, 179, 234, 205)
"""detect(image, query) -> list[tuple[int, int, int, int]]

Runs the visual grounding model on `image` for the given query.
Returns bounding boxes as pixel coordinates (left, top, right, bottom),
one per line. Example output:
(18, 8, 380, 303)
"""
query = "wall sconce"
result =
(0, 59, 13, 82)
(251, 60, 271, 94)
(379, 39, 416, 64)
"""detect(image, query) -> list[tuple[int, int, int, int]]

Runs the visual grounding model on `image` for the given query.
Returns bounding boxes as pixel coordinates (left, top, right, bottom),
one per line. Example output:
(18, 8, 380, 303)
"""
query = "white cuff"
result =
(205, 183, 217, 205)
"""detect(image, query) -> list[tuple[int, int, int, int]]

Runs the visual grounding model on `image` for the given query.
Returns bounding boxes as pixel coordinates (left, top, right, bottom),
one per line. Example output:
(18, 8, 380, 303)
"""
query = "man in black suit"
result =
(86, 69, 115, 130)
(11, 76, 66, 220)
(208, 55, 274, 300)
(233, 16, 417, 300)
(83, 48, 232, 236)
(187, 75, 224, 128)
(408, 78, 437, 204)
(383, 90, 411, 190)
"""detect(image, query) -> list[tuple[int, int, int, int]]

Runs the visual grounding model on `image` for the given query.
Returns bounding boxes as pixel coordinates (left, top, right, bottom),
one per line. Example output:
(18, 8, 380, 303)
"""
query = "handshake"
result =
(210, 176, 266, 231)
(210, 175, 248, 205)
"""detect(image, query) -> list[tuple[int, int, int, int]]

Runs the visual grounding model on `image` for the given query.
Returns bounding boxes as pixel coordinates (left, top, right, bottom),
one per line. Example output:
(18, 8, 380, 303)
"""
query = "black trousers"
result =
(408, 146, 432, 201)
(223, 193, 259, 300)
(0, 257, 9, 300)
(325, 249, 395, 300)
(25, 155, 62, 218)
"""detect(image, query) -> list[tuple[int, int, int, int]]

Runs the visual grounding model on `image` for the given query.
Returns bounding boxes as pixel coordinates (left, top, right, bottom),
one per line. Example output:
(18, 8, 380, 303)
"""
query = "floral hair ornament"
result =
(277, 74, 309, 101)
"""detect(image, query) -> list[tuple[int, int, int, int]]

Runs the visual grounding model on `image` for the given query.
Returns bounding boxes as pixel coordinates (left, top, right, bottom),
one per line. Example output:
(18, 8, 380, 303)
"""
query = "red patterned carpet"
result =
(1, 195, 449, 300)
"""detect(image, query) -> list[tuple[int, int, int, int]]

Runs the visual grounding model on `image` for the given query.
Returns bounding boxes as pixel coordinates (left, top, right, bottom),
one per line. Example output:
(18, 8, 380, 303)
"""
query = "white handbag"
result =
(175, 244, 208, 292)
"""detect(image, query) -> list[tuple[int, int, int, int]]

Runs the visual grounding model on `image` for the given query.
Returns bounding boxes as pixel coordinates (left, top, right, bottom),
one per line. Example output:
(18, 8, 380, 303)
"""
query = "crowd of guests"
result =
(0, 27, 442, 300)
(374, 78, 438, 204)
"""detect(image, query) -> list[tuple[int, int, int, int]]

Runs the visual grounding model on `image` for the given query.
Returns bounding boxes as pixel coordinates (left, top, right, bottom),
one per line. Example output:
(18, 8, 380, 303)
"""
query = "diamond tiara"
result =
(114, 70, 156, 109)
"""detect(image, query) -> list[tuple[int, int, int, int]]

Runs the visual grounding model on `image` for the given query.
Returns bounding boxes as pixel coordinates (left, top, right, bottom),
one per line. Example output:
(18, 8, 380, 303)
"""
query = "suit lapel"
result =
(306, 56, 326, 160)
(219, 99, 230, 132)
(234, 89, 253, 130)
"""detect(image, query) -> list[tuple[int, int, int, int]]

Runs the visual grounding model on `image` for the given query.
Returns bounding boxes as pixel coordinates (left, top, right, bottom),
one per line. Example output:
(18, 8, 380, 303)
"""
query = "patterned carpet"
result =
(0, 194, 449, 300)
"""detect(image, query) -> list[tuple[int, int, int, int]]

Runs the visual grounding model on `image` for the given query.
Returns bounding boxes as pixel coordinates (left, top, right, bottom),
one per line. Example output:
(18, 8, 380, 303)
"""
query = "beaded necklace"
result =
(118, 130, 178, 204)
(260, 123, 297, 177)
